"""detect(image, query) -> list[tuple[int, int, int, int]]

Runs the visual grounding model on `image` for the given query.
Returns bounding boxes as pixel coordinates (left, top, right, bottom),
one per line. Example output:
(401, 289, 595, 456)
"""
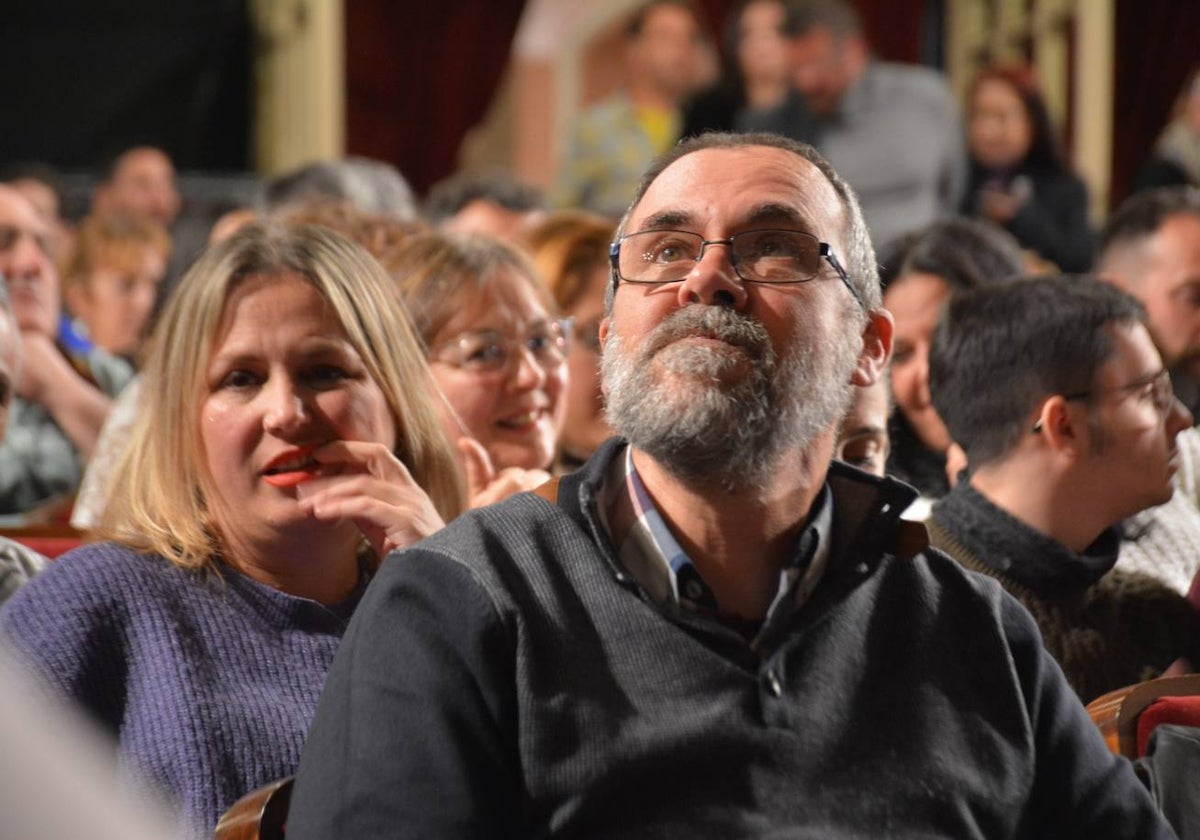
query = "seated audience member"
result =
(0, 185, 133, 516)
(262, 157, 420, 223)
(70, 201, 429, 531)
(0, 285, 47, 602)
(92, 146, 181, 230)
(747, 0, 964, 248)
(287, 133, 1170, 839)
(424, 170, 545, 242)
(1097, 188, 1200, 593)
(883, 217, 1024, 506)
(1135, 64, 1200, 192)
(391, 232, 567, 506)
(526, 211, 615, 468)
(58, 214, 171, 363)
(681, 0, 791, 137)
(0, 223, 463, 838)
(963, 63, 1095, 272)
(926, 276, 1199, 702)
(836, 375, 890, 477)
(551, 1, 706, 217)
(1, 161, 73, 257)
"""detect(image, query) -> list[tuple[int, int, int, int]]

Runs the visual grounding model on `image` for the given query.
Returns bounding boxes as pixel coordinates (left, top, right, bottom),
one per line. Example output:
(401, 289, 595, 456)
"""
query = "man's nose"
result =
(1167, 396, 1193, 436)
(675, 241, 748, 309)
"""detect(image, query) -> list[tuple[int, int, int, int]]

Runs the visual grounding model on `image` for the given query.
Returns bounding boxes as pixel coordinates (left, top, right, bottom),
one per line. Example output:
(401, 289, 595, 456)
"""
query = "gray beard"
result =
(602, 304, 860, 490)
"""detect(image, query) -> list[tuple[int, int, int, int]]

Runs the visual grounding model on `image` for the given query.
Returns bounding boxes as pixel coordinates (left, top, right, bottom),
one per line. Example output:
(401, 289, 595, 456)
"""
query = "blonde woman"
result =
(0, 223, 462, 838)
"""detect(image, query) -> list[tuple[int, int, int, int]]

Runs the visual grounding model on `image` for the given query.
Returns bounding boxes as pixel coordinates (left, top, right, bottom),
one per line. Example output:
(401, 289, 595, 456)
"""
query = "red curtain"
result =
(345, 0, 527, 195)
(1111, 0, 1200, 207)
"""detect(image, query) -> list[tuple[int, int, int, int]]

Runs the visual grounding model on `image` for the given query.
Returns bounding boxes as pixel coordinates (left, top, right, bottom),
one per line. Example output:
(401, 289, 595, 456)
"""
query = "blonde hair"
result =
(99, 222, 464, 571)
(388, 231, 556, 345)
(59, 213, 171, 289)
(525, 210, 615, 312)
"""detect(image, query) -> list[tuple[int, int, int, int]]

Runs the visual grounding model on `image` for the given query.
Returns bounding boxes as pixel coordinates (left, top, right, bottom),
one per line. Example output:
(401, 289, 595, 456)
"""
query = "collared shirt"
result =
(600, 445, 832, 637)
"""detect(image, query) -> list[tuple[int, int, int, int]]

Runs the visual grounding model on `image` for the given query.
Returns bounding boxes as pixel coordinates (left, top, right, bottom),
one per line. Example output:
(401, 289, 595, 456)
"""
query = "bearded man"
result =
(287, 133, 1171, 839)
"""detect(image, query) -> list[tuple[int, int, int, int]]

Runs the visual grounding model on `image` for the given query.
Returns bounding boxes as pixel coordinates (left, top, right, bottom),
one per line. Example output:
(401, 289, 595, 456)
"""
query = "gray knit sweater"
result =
(288, 441, 1172, 839)
(0, 541, 362, 839)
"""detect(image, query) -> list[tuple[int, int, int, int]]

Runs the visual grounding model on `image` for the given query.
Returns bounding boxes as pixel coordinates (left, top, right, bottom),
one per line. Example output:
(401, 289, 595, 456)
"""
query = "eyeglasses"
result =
(428, 318, 573, 375)
(609, 228, 864, 308)
(1065, 368, 1176, 416)
(1033, 368, 1176, 432)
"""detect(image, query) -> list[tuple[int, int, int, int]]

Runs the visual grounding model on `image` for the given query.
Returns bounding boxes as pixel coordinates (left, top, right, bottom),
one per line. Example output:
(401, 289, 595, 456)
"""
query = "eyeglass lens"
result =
(618, 229, 822, 284)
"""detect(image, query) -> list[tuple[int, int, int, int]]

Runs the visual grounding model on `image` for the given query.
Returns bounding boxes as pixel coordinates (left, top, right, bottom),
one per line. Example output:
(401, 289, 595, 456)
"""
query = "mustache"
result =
(641, 305, 771, 361)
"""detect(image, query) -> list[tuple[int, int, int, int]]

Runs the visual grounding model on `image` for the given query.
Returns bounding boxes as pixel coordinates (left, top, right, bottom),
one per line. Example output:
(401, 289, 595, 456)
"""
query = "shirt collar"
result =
(604, 444, 834, 624)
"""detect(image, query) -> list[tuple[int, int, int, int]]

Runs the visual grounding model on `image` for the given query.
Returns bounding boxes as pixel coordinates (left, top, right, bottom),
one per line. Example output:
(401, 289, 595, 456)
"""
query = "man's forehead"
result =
(629, 146, 842, 233)
(0, 186, 48, 233)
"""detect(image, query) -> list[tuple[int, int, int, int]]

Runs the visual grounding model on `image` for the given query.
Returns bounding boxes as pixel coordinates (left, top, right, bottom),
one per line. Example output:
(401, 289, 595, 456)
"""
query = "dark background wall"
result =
(0, 1, 251, 174)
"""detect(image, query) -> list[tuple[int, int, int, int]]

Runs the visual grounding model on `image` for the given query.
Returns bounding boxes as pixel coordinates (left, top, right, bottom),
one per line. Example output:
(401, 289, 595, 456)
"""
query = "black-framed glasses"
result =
(609, 228, 864, 308)
(428, 317, 573, 375)
(1032, 368, 1176, 432)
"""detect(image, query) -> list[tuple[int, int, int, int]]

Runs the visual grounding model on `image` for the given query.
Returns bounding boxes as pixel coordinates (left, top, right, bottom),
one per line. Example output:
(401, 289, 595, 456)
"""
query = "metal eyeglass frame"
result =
(608, 229, 865, 310)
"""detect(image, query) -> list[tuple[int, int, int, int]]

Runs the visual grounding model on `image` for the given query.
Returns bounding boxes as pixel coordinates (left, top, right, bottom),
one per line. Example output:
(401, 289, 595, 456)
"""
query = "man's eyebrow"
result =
(747, 203, 808, 229)
(637, 210, 694, 230)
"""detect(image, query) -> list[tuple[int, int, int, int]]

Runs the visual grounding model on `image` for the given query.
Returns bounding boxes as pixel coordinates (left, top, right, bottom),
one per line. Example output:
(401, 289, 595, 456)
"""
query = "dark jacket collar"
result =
(930, 480, 1119, 597)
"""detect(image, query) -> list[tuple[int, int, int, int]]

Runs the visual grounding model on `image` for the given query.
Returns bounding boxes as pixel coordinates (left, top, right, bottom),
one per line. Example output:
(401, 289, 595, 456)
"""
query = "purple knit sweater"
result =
(0, 541, 362, 839)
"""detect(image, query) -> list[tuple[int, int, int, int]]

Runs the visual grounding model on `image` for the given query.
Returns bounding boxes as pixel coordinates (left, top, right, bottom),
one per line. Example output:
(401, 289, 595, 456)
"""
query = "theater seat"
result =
(0, 524, 84, 559)
(213, 776, 293, 840)
(1086, 674, 1200, 758)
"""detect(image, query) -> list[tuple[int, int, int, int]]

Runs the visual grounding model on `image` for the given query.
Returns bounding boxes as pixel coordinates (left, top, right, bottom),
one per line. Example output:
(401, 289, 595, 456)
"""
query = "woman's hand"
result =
(458, 437, 551, 509)
(297, 440, 445, 557)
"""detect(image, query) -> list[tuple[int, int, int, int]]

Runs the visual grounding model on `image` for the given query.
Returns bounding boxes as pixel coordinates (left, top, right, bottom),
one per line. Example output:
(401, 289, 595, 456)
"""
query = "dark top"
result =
(962, 161, 1096, 272)
(287, 439, 1172, 839)
(929, 480, 1200, 703)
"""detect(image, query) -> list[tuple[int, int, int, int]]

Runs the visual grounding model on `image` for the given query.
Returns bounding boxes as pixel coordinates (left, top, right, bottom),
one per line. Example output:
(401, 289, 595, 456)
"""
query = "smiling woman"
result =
(0, 222, 463, 839)
(388, 232, 567, 507)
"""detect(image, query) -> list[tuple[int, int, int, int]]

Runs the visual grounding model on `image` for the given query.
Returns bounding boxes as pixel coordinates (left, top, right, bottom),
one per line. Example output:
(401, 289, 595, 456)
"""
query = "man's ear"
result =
(1033, 396, 1083, 455)
(598, 317, 611, 398)
(850, 308, 893, 387)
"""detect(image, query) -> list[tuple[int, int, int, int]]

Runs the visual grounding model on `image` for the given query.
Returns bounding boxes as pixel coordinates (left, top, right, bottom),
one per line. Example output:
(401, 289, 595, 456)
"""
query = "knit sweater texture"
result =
(0, 541, 361, 839)
(288, 440, 1171, 839)
(1119, 424, 1200, 595)
(929, 480, 1200, 704)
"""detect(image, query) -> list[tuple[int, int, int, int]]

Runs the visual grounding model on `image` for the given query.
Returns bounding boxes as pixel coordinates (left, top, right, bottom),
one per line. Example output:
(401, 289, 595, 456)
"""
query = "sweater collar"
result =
(931, 480, 1119, 595)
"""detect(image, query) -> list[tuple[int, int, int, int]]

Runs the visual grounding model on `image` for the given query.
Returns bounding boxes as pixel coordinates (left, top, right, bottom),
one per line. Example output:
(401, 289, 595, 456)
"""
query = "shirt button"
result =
(765, 669, 783, 697)
(684, 579, 704, 600)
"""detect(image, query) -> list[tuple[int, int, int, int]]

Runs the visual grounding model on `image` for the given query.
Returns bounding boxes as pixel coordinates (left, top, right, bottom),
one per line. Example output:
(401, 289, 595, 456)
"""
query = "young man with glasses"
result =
(927, 276, 1200, 703)
(288, 134, 1172, 839)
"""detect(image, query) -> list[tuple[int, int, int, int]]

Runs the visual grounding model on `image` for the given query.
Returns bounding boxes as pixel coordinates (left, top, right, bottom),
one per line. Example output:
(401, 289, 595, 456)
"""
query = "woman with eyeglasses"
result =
(526, 211, 616, 470)
(391, 232, 568, 507)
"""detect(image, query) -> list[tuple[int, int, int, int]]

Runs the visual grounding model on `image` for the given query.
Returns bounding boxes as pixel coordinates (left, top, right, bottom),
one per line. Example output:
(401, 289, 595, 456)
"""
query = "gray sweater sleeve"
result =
(287, 550, 522, 840)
